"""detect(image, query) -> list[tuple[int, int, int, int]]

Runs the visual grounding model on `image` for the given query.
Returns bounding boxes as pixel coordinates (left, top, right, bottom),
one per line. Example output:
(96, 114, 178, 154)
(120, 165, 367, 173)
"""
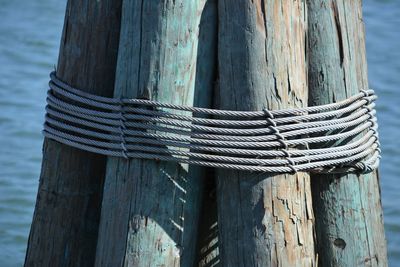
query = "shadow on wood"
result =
(94, 1, 217, 266)
(25, 1, 122, 266)
(196, 175, 220, 267)
(215, 1, 315, 266)
(307, 0, 388, 266)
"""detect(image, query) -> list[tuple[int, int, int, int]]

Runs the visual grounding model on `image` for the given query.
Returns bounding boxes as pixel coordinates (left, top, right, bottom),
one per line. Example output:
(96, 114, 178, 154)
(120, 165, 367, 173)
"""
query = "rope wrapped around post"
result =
(43, 71, 381, 174)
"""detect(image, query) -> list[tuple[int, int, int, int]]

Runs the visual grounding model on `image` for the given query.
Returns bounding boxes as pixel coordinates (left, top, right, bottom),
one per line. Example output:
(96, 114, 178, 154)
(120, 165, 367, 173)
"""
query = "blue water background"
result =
(0, 0, 398, 266)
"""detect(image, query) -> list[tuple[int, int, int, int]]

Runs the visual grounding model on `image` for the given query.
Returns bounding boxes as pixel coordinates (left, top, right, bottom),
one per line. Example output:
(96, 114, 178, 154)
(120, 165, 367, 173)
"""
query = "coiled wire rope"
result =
(42, 71, 381, 174)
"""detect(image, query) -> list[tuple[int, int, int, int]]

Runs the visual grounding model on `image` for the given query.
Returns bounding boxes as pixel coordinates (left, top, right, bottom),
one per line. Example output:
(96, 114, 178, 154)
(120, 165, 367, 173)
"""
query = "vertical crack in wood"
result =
(331, 1, 344, 67)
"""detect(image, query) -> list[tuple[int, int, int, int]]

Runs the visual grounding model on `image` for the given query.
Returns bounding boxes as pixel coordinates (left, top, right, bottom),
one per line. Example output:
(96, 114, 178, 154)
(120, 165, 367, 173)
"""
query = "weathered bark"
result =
(216, 1, 315, 266)
(307, 1, 388, 266)
(25, 1, 121, 266)
(94, 0, 216, 266)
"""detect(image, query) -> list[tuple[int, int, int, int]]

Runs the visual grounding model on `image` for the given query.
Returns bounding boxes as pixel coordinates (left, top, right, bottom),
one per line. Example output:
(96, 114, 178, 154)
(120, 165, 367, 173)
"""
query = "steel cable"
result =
(43, 72, 381, 174)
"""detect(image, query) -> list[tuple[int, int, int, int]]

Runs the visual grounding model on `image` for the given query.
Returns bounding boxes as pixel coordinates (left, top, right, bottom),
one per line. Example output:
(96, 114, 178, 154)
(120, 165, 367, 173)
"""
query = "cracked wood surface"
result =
(94, 1, 216, 266)
(307, 0, 388, 266)
(193, 0, 220, 266)
(216, 1, 315, 266)
(24, 1, 122, 266)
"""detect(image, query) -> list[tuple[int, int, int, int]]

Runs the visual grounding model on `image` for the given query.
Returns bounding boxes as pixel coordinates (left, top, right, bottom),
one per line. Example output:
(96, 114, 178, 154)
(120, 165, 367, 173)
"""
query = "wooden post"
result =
(194, 0, 220, 265)
(307, 1, 388, 266)
(94, 1, 216, 266)
(216, 1, 315, 266)
(24, 1, 121, 266)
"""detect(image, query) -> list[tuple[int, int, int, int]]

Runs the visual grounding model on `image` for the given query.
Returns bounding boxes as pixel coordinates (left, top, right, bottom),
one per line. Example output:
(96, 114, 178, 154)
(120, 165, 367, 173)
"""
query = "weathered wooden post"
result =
(216, 1, 315, 266)
(25, 1, 121, 266)
(307, 0, 388, 266)
(94, 1, 216, 266)
(193, 0, 220, 266)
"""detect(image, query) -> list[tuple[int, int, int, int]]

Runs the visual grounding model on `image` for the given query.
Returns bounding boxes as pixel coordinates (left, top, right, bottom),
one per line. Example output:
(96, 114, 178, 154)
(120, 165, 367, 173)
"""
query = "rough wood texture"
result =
(307, 1, 388, 266)
(216, 1, 315, 266)
(95, 1, 216, 266)
(24, 1, 121, 266)
(193, 0, 220, 266)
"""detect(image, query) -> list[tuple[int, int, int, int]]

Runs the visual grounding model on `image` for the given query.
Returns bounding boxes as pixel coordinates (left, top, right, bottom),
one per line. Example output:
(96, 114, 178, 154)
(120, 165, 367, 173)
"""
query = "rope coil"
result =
(43, 71, 381, 174)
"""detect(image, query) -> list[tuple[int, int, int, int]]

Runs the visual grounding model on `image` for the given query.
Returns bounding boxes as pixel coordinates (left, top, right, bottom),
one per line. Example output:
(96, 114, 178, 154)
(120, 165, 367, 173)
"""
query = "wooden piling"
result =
(193, 0, 220, 266)
(94, 1, 216, 266)
(307, 0, 388, 266)
(24, 1, 122, 266)
(216, 1, 315, 266)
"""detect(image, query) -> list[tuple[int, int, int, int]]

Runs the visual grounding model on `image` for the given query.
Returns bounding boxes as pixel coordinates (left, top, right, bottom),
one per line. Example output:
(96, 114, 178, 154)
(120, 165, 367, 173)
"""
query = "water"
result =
(364, 0, 400, 264)
(0, 1, 65, 266)
(0, 0, 398, 266)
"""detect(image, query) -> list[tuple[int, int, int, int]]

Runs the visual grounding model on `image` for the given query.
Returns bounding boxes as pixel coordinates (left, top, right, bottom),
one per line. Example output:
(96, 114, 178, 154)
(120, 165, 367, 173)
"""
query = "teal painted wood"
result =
(24, 1, 122, 266)
(191, 0, 218, 265)
(216, 1, 315, 266)
(307, 0, 388, 266)
(193, 0, 220, 266)
(94, 1, 216, 266)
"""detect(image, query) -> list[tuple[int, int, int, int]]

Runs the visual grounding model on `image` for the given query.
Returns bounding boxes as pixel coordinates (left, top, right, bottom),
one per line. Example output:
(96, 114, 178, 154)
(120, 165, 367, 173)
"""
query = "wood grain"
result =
(94, 1, 216, 266)
(216, 1, 315, 266)
(307, 0, 388, 266)
(25, 1, 122, 266)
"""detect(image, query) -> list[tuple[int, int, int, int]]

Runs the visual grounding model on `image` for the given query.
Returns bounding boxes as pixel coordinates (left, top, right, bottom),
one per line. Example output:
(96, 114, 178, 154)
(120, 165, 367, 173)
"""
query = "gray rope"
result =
(43, 71, 381, 174)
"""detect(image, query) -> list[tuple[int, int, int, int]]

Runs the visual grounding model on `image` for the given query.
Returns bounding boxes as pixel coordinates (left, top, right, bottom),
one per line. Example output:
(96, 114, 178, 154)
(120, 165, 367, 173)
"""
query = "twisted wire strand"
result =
(46, 91, 377, 135)
(49, 79, 377, 124)
(44, 115, 378, 157)
(49, 71, 375, 117)
(43, 72, 381, 174)
(45, 103, 375, 148)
